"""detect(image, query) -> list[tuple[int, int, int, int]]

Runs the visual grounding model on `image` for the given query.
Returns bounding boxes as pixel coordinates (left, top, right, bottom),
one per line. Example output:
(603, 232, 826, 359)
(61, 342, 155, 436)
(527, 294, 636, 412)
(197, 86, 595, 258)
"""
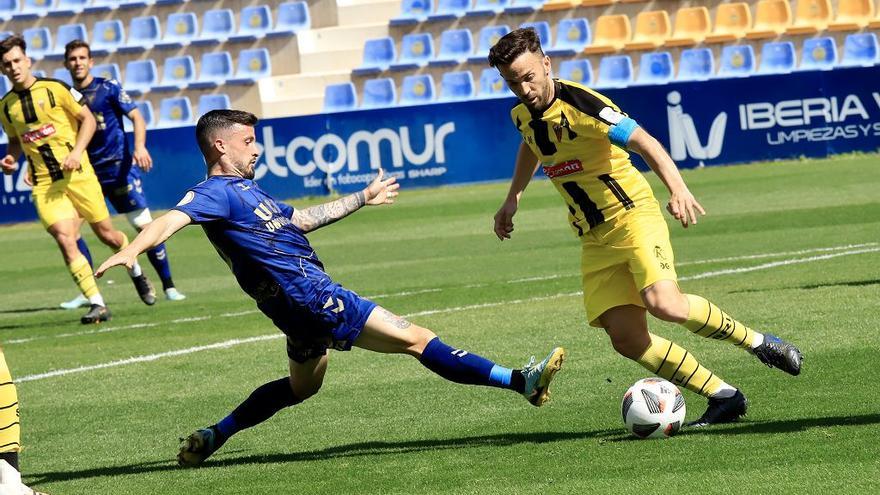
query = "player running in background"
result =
(58, 40, 185, 309)
(96, 110, 565, 466)
(488, 29, 802, 427)
(0, 35, 154, 324)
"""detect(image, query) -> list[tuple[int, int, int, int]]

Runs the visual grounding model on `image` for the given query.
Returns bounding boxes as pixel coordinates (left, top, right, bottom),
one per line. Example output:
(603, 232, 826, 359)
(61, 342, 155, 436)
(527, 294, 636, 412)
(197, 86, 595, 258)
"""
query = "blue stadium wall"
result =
(2, 66, 879, 224)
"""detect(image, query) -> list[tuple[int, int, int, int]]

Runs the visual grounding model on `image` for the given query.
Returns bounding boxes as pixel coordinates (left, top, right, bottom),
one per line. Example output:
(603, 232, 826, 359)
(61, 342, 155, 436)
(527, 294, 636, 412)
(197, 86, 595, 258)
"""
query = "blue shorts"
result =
(96, 161, 148, 214)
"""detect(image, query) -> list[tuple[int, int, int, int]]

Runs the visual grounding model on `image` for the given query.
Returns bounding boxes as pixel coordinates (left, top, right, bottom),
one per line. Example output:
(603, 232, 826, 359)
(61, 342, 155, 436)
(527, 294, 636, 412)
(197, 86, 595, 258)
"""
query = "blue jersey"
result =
(79, 77, 137, 184)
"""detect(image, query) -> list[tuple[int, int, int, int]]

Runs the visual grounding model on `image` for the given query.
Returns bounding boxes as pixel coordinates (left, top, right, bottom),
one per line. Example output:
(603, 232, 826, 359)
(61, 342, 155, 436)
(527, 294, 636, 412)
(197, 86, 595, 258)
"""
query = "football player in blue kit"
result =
(96, 110, 566, 466)
(60, 40, 185, 309)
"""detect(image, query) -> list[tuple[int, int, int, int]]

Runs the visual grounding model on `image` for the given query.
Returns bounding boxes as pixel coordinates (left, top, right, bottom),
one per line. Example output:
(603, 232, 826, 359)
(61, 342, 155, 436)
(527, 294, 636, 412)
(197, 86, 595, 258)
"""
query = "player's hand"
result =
(61, 151, 83, 171)
(0, 155, 17, 175)
(666, 188, 706, 228)
(363, 168, 400, 206)
(133, 146, 153, 172)
(493, 198, 518, 241)
(23, 168, 32, 186)
(95, 251, 137, 278)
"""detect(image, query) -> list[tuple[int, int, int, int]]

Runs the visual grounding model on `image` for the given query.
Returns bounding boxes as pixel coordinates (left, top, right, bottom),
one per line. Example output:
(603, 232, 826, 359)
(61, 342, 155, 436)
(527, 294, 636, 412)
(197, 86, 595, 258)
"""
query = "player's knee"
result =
(407, 327, 438, 357)
(606, 329, 649, 360)
(643, 292, 688, 322)
(288, 375, 322, 400)
(126, 208, 153, 230)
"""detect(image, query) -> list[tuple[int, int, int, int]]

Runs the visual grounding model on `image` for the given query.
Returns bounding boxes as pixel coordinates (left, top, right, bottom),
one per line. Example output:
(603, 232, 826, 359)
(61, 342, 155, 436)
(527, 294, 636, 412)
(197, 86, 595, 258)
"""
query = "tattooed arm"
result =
(291, 169, 400, 233)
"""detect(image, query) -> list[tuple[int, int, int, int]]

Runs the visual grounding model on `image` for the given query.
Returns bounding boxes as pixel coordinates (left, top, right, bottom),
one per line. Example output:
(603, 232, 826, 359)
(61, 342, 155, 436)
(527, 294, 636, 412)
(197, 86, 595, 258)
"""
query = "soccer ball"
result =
(621, 378, 686, 439)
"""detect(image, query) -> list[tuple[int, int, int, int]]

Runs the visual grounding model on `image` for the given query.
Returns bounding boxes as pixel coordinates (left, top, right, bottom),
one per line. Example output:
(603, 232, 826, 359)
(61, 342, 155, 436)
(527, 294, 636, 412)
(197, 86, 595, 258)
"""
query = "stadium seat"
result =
(92, 63, 121, 82)
(468, 25, 510, 63)
(757, 41, 795, 74)
(439, 70, 474, 101)
(121, 16, 161, 53)
(505, 0, 544, 15)
(0, 75, 8, 95)
(353, 37, 396, 75)
(705, 3, 752, 44)
(323, 82, 357, 112)
(677, 47, 714, 81)
(0, 1, 17, 22)
(829, 0, 875, 31)
(635, 51, 673, 84)
(32, 70, 46, 78)
(798, 37, 837, 70)
(158, 96, 193, 128)
(871, 7, 880, 29)
(717, 45, 756, 77)
(270, 1, 310, 37)
(123, 100, 154, 132)
(123, 59, 158, 95)
(157, 12, 198, 49)
(840, 32, 879, 66)
(595, 55, 633, 88)
(467, 0, 509, 17)
(197, 94, 231, 116)
(361, 77, 396, 108)
(51, 0, 87, 16)
(194, 9, 235, 46)
(520, 21, 552, 48)
(430, 29, 473, 67)
(19, 0, 52, 19)
(427, 0, 467, 22)
(190, 52, 233, 89)
(153, 55, 196, 91)
(666, 6, 711, 47)
(231, 5, 273, 42)
(624, 10, 671, 51)
(52, 67, 73, 85)
(391, 0, 432, 25)
(22, 27, 50, 60)
(584, 15, 631, 54)
(785, 0, 831, 34)
(389, 32, 434, 71)
(47, 23, 87, 60)
(84, 0, 113, 14)
(544, 18, 589, 57)
(745, 0, 792, 40)
(477, 67, 511, 98)
(91, 20, 124, 56)
(400, 74, 435, 104)
(558, 58, 593, 85)
(227, 48, 271, 84)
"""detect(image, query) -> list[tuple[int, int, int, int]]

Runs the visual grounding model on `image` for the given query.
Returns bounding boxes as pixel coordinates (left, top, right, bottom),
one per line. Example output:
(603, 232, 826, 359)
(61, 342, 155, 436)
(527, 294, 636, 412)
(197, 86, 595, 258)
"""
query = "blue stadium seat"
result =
(595, 55, 634, 88)
(799, 37, 837, 71)
(84, 0, 113, 13)
(194, 9, 234, 46)
(231, 5, 273, 42)
(467, 0, 509, 17)
(430, 29, 473, 67)
(468, 25, 510, 63)
(91, 20, 124, 56)
(153, 55, 196, 91)
(391, 0, 432, 25)
(157, 12, 198, 49)
(92, 63, 121, 82)
(477, 68, 511, 98)
(124, 100, 154, 132)
(677, 48, 714, 81)
(390, 32, 434, 71)
(47, 23, 87, 60)
(51, 0, 87, 16)
(227, 48, 271, 85)
(361, 78, 396, 108)
(635, 51, 673, 85)
(519, 21, 551, 48)
(505, 0, 544, 15)
(400, 74, 435, 104)
(52, 67, 73, 85)
(758, 41, 795, 74)
(841, 32, 879, 67)
(546, 18, 590, 57)
(18, 0, 51, 19)
(189, 52, 233, 89)
(427, 0, 468, 22)
(270, 1, 310, 37)
(158, 96, 193, 128)
(353, 37, 396, 75)
(0, 1, 18, 22)
(22, 27, 51, 60)
(121, 16, 161, 53)
(0, 75, 9, 95)
(558, 59, 593, 85)
(197, 93, 231, 116)
(718, 45, 756, 78)
(439, 70, 474, 101)
(32, 70, 46, 78)
(123, 59, 158, 95)
(323, 82, 357, 112)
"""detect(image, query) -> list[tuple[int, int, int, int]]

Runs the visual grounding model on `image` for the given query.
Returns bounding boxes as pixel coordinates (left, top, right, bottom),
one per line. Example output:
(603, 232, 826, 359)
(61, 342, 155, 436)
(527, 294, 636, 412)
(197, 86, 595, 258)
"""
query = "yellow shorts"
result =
(581, 202, 677, 327)
(33, 168, 110, 229)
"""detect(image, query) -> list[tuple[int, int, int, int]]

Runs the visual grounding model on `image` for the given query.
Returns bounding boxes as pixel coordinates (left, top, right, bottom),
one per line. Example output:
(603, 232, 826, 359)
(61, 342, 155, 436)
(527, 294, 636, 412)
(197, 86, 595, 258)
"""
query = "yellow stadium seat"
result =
(785, 0, 832, 35)
(583, 14, 631, 54)
(705, 3, 752, 44)
(745, 0, 793, 39)
(581, 0, 616, 6)
(543, 0, 579, 11)
(828, 0, 875, 31)
(624, 10, 672, 51)
(666, 6, 711, 47)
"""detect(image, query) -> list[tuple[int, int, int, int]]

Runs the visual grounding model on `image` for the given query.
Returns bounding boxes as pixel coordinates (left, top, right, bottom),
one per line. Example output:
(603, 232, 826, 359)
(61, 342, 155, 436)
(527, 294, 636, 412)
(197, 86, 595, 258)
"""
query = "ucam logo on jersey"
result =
(543, 159, 583, 178)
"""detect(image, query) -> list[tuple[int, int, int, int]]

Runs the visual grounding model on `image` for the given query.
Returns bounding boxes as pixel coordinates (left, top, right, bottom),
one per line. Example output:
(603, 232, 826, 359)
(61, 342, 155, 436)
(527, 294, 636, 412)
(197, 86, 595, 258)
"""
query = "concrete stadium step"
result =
(297, 23, 390, 54)
(336, 0, 400, 26)
(259, 71, 353, 101)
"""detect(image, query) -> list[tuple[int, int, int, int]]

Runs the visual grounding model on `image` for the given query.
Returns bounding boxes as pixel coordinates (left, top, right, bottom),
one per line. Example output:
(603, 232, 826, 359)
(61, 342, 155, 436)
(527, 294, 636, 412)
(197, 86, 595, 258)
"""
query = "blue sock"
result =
(76, 237, 93, 268)
(214, 377, 301, 440)
(419, 337, 517, 390)
(146, 243, 174, 290)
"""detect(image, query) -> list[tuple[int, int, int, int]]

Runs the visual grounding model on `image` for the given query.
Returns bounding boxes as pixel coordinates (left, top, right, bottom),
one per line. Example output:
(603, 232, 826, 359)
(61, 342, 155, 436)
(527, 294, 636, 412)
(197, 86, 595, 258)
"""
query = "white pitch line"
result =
(677, 242, 878, 267)
(368, 288, 442, 299)
(679, 246, 880, 281)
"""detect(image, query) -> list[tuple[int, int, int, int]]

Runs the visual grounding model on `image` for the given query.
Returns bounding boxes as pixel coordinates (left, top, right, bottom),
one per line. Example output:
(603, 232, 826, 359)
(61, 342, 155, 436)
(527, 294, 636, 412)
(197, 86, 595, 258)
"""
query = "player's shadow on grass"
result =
(0, 306, 63, 316)
(682, 412, 880, 436)
(729, 278, 880, 294)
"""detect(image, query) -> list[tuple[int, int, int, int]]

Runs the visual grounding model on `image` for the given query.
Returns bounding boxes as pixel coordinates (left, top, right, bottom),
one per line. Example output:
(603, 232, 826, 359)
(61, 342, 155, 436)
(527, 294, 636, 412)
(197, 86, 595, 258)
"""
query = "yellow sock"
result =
(635, 333, 726, 398)
(68, 254, 99, 298)
(684, 294, 759, 349)
(0, 348, 20, 453)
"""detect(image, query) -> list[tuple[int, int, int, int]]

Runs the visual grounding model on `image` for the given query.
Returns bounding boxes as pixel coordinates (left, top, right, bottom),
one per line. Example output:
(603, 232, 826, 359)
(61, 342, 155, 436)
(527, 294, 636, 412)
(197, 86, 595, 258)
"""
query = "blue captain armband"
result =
(608, 117, 639, 148)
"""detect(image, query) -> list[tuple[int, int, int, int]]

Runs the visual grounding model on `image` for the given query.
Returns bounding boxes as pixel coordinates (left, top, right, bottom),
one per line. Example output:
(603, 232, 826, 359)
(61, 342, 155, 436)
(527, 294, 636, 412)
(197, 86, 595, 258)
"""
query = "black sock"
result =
(511, 371, 526, 393)
(214, 377, 302, 440)
(0, 451, 18, 471)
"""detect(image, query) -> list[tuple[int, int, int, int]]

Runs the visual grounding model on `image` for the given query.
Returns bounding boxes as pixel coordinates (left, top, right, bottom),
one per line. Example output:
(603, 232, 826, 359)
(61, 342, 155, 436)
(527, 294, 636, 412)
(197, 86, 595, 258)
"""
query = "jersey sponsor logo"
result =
(176, 191, 195, 206)
(20, 123, 56, 143)
(542, 159, 583, 179)
(667, 91, 726, 162)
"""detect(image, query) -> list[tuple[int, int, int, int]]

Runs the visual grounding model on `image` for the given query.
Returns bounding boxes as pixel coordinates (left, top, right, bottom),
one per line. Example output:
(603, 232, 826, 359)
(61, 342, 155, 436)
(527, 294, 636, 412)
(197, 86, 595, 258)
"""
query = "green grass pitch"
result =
(1, 154, 878, 494)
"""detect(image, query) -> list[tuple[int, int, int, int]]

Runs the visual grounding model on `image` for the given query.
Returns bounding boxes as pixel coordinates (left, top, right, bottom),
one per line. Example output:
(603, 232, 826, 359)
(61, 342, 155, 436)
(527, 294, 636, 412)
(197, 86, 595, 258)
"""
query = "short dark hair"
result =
(195, 109, 258, 157)
(487, 28, 543, 67)
(64, 39, 91, 60)
(0, 35, 26, 58)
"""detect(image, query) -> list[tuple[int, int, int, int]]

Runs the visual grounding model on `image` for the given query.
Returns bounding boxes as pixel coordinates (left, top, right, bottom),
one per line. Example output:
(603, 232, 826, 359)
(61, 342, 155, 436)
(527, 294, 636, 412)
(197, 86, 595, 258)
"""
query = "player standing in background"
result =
(488, 29, 802, 426)
(96, 110, 565, 467)
(57, 40, 185, 310)
(0, 35, 154, 324)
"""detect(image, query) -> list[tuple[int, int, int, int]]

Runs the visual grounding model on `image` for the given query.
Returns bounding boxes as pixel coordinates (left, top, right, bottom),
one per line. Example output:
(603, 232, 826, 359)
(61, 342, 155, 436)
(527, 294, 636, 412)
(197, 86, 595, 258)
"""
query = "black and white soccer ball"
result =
(621, 378, 686, 439)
